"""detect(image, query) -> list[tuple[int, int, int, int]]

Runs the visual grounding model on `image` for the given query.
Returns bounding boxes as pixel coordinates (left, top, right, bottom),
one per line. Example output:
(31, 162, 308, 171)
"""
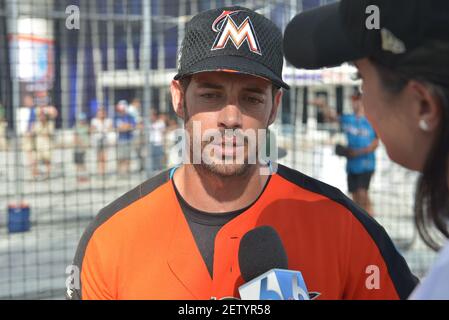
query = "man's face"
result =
(116, 104, 126, 115)
(174, 71, 281, 177)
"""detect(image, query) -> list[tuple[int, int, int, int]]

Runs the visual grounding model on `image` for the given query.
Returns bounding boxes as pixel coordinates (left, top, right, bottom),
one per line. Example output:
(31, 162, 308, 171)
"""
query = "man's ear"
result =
(408, 80, 442, 132)
(170, 80, 185, 120)
(268, 89, 283, 126)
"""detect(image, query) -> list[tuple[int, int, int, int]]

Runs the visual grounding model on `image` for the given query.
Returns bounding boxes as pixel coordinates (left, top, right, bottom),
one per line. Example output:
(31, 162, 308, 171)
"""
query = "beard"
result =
(199, 140, 252, 177)
(187, 131, 254, 178)
(199, 162, 250, 177)
(185, 125, 256, 178)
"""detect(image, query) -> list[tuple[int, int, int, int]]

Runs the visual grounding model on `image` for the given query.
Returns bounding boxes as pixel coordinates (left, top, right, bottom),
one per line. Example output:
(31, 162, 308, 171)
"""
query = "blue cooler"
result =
(8, 204, 31, 233)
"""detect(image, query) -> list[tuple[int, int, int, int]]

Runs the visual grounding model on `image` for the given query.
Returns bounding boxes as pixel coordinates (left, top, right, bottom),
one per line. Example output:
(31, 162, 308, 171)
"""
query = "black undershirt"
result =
(171, 174, 271, 278)
(172, 182, 246, 278)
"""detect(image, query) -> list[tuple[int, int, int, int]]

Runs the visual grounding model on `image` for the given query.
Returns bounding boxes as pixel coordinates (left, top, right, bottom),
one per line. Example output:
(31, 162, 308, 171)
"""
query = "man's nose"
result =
(217, 102, 242, 130)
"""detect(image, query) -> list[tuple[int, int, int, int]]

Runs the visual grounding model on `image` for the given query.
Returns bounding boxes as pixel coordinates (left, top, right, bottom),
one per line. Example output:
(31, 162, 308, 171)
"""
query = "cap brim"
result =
(174, 55, 290, 90)
(283, 2, 364, 70)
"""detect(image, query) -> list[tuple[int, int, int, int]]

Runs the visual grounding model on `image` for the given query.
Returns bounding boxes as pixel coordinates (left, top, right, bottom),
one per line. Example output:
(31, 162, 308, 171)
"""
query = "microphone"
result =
(238, 225, 310, 300)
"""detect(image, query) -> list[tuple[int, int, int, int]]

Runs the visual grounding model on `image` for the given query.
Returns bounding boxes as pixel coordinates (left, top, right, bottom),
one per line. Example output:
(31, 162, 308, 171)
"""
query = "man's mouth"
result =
(207, 140, 245, 158)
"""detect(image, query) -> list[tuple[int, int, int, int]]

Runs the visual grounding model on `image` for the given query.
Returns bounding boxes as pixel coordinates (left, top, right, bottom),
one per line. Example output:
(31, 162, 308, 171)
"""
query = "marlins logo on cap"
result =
(173, 6, 289, 90)
(211, 10, 262, 55)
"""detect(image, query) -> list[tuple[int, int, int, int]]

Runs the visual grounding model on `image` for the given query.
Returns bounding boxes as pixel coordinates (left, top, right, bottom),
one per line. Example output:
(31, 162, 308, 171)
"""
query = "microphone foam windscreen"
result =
(238, 225, 288, 282)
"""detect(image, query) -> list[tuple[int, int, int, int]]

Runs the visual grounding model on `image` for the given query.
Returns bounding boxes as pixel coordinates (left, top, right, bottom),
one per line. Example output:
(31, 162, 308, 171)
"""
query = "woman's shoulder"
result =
(409, 240, 449, 299)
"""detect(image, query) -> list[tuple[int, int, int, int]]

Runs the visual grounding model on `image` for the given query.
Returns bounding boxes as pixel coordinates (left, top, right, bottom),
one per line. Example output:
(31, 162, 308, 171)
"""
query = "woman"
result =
(91, 107, 113, 176)
(283, 0, 449, 298)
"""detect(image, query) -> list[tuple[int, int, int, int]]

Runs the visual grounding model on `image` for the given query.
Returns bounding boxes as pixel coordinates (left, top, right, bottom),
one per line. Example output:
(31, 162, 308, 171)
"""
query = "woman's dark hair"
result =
(370, 44, 449, 251)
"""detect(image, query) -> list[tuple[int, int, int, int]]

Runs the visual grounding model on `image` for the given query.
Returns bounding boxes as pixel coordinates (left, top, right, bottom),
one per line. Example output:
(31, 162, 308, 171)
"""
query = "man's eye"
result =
(200, 93, 220, 99)
(245, 96, 264, 104)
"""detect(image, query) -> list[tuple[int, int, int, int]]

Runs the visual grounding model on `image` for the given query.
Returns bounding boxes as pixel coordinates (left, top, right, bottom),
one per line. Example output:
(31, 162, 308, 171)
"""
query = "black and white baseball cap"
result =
(283, 0, 449, 75)
(174, 6, 289, 90)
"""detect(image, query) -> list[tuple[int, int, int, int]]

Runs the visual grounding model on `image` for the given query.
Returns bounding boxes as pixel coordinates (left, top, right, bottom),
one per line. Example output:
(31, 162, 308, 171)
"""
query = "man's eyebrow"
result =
(196, 82, 223, 90)
(195, 82, 268, 94)
(242, 86, 267, 94)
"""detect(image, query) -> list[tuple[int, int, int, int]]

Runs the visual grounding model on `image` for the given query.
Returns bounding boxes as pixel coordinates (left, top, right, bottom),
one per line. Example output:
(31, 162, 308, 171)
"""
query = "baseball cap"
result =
(283, 0, 449, 73)
(174, 6, 289, 90)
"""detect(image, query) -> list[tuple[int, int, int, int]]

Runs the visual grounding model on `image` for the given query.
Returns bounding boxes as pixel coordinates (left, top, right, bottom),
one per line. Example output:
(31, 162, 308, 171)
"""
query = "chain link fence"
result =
(0, 0, 437, 299)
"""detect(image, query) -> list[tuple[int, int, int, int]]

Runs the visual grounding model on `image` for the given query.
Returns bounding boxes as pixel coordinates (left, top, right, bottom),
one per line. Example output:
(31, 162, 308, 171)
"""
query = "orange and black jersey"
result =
(69, 164, 418, 300)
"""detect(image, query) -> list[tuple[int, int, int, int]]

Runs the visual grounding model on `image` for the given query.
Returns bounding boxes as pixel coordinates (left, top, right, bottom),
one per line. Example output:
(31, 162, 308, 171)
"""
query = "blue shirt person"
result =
(114, 101, 136, 141)
(114, 100, 136, 176)
(311, 91, 379, 216)
(341, 114, 377, 175)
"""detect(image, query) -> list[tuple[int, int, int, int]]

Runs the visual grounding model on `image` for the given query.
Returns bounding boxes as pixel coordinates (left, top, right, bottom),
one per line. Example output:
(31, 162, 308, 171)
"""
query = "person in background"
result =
(149, 109, 166, 172)
(128, 98, 145, 173)
(21, 95, 38, 178)
(284, 0, 449, 299)
(34, 108, 55, 179)
(115, 100, 136, 176)
(38, 104, 58, 126)
(312, 90, 379, 216)
(127, 98, 141, 121)
(74, 113, 90, 183)
(91, 106, 113, 176)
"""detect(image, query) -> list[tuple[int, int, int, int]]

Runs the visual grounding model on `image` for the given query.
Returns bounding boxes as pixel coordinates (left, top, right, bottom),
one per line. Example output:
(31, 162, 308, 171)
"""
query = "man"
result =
(19, 95, 38, 177)
(114, 100, 136, 176)
(34, 107, 55, 179)
(69, 6, 417, 300)
(313, 90, 378, 215)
